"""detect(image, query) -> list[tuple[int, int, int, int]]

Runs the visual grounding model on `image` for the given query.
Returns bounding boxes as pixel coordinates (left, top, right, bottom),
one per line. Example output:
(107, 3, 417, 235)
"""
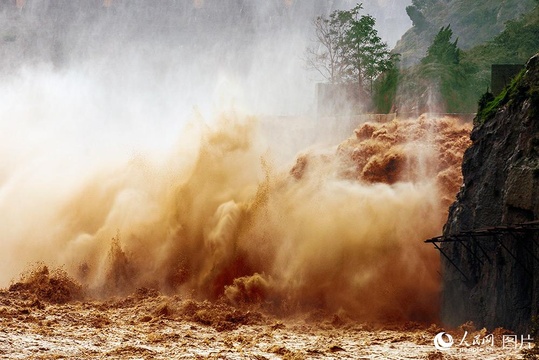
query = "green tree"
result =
(422, 25, 460, 65)
(373, 54, 401, 113)
(344, 6, 392, 93)
(305, 3, 391, 94)
(305, 5, 352, 83)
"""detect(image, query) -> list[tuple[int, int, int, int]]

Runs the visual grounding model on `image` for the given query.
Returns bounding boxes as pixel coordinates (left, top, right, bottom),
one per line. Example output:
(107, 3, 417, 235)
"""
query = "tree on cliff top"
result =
(305, 3, 392, 94)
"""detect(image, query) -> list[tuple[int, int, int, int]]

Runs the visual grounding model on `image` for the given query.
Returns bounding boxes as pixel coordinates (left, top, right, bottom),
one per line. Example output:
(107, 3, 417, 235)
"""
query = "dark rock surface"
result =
(441, 53, 539, 333)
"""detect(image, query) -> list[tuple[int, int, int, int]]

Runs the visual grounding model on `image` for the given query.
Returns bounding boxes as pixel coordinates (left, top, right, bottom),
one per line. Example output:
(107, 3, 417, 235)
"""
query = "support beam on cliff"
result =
(425, 221, 539, 280)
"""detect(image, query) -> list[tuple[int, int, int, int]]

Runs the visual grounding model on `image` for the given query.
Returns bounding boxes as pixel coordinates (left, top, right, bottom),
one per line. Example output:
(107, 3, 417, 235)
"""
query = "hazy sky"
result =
(0, 0, 413, 117)
(332, 0, 413, 48)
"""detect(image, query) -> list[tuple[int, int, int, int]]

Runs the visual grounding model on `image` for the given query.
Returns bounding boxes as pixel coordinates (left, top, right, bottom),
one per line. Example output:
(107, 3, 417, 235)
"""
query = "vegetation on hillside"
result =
(372, 55, 399, 113)
(372, 4, 539, 114)
(395, 0, 536, 67)
(307, 0, 538, 115)
(476, 70, 525, 124)
(392, 25, 480, 113)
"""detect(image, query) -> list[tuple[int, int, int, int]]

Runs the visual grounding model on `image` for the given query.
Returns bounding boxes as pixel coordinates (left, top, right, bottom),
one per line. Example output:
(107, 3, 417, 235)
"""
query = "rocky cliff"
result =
(441, 53, 539, 332)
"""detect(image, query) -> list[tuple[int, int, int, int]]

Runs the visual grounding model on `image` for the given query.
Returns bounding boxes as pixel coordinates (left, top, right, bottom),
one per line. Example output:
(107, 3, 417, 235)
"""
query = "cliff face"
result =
(441, 54, 539, 332)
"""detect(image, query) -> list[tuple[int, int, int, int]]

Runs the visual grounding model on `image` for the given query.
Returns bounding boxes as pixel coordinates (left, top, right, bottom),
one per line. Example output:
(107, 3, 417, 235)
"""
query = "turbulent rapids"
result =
(1, 111, 470, 323)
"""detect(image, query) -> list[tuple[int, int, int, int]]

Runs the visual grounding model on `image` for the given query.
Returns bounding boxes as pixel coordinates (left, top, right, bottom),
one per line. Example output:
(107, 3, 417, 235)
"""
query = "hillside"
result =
(393, 0, 536, 67)
(387, 4, 539, 114)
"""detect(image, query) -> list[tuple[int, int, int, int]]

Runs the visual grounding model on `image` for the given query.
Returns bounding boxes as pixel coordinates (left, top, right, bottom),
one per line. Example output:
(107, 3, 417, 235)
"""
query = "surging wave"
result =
(1, 111, 470, 323)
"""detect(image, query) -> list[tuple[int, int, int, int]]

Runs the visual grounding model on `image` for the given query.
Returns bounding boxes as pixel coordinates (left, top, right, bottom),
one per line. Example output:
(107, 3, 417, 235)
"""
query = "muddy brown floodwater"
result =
(0, 281, 524, 359)
(1, 115, 527, 359)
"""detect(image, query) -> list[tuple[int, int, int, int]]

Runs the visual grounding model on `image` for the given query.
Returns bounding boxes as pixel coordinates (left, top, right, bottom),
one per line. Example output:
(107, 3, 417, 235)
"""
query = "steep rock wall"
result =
(441, 54, 539, 332)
